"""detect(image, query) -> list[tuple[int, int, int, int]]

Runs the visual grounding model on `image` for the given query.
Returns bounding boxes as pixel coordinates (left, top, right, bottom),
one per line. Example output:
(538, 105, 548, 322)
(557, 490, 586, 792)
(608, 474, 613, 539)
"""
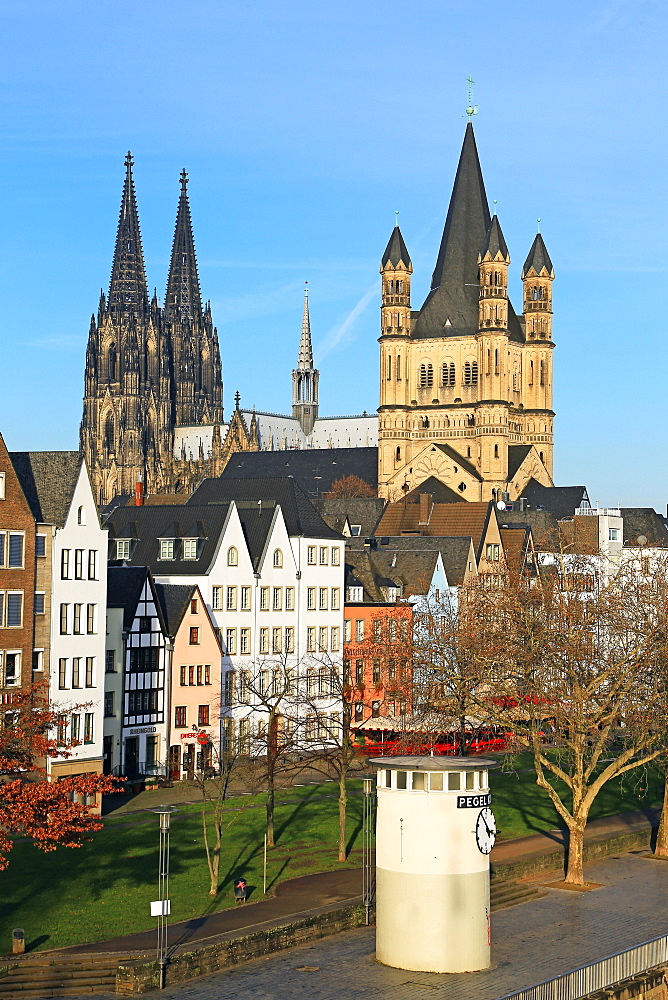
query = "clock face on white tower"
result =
(475, 807, 496, 855)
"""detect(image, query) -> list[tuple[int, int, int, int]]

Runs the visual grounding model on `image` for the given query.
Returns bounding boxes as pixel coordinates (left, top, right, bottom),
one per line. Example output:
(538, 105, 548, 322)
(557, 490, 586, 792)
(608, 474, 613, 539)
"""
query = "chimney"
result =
(135, 480, 144, 506)
(418, 493, 433, 526)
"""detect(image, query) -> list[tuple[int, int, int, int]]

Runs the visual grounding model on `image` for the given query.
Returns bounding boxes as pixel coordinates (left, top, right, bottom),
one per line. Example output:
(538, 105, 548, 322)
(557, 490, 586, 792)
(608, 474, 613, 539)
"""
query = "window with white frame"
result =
(73, 604, 83, 634)
(285, 587, 295, 611)
(75, 549, 84, 579)
(344, 619, 352, 642)
(260, 587, 269, 611)
(34, 592, 45, 615)
(86, 604, 96, 634)
(159, 539, 175, 560)
(331, 587, 340, 611)
(71, 714, 81, 742)
(273, 548, 282, 568)
(307, 587, 316, 610)
(36, 534, 46, 558)
(58, 657, 67, 689)
(318, 626, 328, 652)
(227, 546, 238, 567)
(355, 619, 365, 642)
(116, 539, 130, 560)
(183, 539, 198, 560)
(4, 651, 20, 686)
(212, 586, 222, 610)
(85, 657, 94, 687)
(272, 627, 282, 653)
(272, 587, 282, 611)
(306, 627, 316, 652)
(285, 626, 295, 654)
(319, 546, 328, 565)
(225, 628, 236, 655)
(331, 547, 340, 566)
(88, 549, 97, 579)
(1, 592, 24, 628)
(241, 586, 251, 611)
(259, 627, 269, 654)
(319, 588, 328, 610)
(226, 586, 237, 611)
(330, 626, 340, 652)
(239, 628, 250, 654)
(307, 546, 316, 565)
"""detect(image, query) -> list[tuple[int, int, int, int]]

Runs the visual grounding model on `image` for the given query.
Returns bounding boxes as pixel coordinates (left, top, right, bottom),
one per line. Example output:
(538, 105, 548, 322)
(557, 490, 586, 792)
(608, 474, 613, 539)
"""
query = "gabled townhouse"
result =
(10, 452, 107, 796)
(0, 434, 35, 699)
(104, 477, 345, 748)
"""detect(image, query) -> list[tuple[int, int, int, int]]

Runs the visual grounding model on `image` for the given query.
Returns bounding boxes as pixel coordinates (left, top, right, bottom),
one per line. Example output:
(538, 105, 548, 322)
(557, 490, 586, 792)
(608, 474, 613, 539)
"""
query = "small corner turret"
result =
(522, 230, 554, 342)
(380, 220, 412, 338)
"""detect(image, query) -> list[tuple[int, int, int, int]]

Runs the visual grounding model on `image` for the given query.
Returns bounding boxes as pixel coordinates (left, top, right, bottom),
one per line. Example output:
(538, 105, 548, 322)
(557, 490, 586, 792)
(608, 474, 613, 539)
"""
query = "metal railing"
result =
(497, 934, 668, 1000)
(575, 506, 621, 517)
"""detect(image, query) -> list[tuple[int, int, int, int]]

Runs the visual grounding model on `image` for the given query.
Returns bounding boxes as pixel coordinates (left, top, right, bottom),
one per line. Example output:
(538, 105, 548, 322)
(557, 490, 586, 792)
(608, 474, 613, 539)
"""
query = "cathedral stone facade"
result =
(377, 122, 555, 502)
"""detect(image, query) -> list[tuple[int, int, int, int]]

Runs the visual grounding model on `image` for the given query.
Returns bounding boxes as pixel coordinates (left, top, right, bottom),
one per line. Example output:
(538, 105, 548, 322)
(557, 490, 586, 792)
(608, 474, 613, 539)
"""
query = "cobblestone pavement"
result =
(58, 854, 668, 1000)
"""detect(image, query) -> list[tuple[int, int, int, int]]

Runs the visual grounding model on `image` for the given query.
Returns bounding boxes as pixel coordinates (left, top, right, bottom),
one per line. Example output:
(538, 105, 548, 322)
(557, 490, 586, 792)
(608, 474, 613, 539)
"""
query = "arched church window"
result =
(441, 361, 455, 387)
(540, 361, 545, 386)
(227, 546, 238, 567)
(513, 367, 520, 391)
(104, 415, 115, 453)
(494, 350, 499, 375)
(532, 287, 538, 301)
(422, 417, 429, 428)
(397, 280, 403, 293)
(494, 444, 499, 459)
(108, 344, 117, 380)
(395, 446, 401, 463)
(418, 363, 433, 388)
(396, 355, 401, 380)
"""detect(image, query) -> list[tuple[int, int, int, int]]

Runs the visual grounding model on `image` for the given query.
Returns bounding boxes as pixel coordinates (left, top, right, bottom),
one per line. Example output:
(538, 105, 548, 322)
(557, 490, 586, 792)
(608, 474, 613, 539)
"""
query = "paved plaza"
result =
(58, 853, 668, 1000)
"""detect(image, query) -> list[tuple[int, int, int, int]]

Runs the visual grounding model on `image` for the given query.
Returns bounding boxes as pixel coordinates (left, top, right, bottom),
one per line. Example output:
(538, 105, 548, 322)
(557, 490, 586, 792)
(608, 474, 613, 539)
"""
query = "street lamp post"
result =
(151, 805, 177, 989)
(362, 777, 375, 925)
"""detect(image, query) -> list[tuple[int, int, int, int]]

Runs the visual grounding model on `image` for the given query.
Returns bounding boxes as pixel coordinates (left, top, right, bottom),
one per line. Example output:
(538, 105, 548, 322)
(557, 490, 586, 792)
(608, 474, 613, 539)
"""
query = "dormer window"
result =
(159, 539, 175, 560)
(116, 540, 130, 560)
(350, 525, 362, 537)
(347, 586, 363, 603)
(183, 539, 198, 560)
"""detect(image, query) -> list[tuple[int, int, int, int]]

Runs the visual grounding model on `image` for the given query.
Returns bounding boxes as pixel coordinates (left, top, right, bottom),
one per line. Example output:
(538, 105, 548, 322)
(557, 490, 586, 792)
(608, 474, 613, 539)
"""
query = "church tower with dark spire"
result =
(291, 287, 319, 435)
(377, 122, 555, 502)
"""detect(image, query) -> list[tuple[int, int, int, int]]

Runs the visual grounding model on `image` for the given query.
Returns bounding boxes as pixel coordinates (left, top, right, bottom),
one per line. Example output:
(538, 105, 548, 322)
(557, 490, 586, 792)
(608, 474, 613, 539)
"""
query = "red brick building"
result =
(0, 433, 36, 699)
(343, 602, 413, 725)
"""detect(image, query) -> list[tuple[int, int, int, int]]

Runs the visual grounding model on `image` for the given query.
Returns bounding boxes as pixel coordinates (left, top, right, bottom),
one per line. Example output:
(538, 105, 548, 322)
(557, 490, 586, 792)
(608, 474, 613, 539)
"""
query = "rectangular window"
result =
(104, 692, 114, 717)
(307, 587, 316, 610)
(4, 651, 19, 686)
(85, 657, 94, 687)
(88, 549, 98, 579)
(285, 587, 294, 611)
(331, 588, 340, 611)
(223, 671, 234, 706)
(128, 647, 160, 671)
(180, 664, 187, 685)
(73, 604, 82, 634)
(5, 592, 23, 628)
(272, 627, 282, 653)
(72, 657, 81, 688)
(32, 649, 43, 671)
(272, 587, 282, 611)
(319, 546, 328, 565)
(212, 586, 222, 610)
(485, 543, 500, 561)
(36, 534, 46, 558)
(260, 587, 269, 611)
(240, 628, 250, 654)
(226, 586, 237, 611)
(190, 598, 198, 614)
(71, 714, 81, 742)
(331, 547, 340, 566)
(196, 664, 203, 685)
(259, 627, 269, 654)
(84, 713, 94, 744)
(116, 539, 130, 561)
(307, 626, 316, 652)
(61, 548, 70, 579)
(205, 664, 210, 685)
(139, 616, 151, 633)
(34, 592, 45, 615)
(0, 473, 4, 499)
(189, 627, 199, 645)
(175, 706, 187, 727)
(105, 650, 116, 673)
(330, 626, 340, 652)
(56, 715, 67, 743)
(226, 627, 236, 655)
(0, 533, 4, 566)
(59, 657, 67, 689)
(355, 619, 365, 642)
(188, 665, 195, 685)
(609, 527, 620, 541)
(8, 534, 24, 569)
(240, 586, 251, 611)
(87, 604, 96, 634)
(183, 539, 198, 560)
(318, 626, 328, 652)
(198, 705, 210, 727)
(307, 546, 316, 565)
(75, 549, 84, 579)
(319, 588, 328, 611)
(285, 626, 295, 654)
(372, 658, 381, 684)
(159, 539, 175, 560)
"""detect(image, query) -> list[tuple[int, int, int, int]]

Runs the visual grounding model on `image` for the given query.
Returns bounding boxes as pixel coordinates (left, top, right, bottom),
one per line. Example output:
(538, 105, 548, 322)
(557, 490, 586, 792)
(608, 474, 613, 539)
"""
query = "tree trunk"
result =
(266, 764, 275, 847)
(459, 713, 467, 756)
(654, 769, 668, 858)
(209, 821, 221, 895)
(338, 771, 347, 862)
(564, 822, 585, 885)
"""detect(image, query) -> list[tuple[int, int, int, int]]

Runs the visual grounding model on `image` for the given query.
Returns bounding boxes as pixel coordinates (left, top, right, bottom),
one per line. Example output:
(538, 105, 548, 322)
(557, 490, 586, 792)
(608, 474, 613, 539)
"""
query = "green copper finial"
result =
(466, 76, 478, 120)
(537, 217, 541, 233)
(395, 210, 399, 228)
(493, 199, 498, 216)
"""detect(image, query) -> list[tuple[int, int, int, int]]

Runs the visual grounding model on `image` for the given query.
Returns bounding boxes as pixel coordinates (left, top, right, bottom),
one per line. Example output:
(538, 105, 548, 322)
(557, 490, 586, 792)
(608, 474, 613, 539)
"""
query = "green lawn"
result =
(0, 762, 662, 953)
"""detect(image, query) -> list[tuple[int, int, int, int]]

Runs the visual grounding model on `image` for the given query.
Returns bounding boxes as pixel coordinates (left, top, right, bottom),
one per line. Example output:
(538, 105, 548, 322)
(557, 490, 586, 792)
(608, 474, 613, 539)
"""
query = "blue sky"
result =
(0, 0, 666, 507)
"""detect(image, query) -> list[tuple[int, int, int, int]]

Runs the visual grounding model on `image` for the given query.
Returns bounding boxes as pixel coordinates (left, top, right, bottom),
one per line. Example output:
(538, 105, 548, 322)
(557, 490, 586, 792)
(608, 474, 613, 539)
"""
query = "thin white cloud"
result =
(25, 334, 83, 352)
(315, 281, 377, 362)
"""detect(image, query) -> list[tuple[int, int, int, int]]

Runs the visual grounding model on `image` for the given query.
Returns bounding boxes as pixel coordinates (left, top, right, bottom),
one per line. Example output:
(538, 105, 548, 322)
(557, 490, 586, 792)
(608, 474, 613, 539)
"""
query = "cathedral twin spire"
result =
(108, 153, 149, 316)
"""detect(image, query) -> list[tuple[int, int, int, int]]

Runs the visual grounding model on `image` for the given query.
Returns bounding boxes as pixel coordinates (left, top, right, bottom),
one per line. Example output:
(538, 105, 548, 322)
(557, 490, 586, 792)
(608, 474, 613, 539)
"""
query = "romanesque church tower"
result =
(377, 123, 555, 502)
(80, 155, 225, 504)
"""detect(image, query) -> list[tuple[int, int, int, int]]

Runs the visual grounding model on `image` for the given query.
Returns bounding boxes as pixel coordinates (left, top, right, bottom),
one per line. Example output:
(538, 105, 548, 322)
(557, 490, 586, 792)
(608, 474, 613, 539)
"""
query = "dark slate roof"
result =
(219, 448, 378, 497)
(105, 503, 232, 575)
(480, 215, 509, 261)
(518, 479, 590, 519)
(411, 123, 523, 343)
(10, 451, 85, 527)
(620, 508, 668, 548)
(155, 583, 196, 637)
(236, 503, 278, 570)
(381, 225, 412, 268)
(403, 476, 467, 505)
(496, 509, 560, 552)
(107, 566, 151, 629)
(522, 233, 554, 277)
(190, 476, 343, 540)
(347, 534, 474, 589)
(318, 498, 387, 537)
(507, 445, 533, 482)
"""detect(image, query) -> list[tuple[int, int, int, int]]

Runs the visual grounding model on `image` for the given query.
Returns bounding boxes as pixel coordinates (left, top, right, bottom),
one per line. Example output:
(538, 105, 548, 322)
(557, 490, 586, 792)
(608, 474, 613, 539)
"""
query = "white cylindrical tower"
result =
(370, 755, 498, 974)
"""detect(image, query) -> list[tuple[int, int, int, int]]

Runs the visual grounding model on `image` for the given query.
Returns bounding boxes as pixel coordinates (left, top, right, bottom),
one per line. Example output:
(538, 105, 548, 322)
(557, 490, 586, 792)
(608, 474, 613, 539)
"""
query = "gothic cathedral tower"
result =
(377, 123, 555, 502)
(81, 156, 224, 504)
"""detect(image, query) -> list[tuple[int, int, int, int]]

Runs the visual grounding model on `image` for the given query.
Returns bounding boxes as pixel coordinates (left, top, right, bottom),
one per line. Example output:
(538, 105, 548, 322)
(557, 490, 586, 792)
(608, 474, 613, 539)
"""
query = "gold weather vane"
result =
(466, 76, 478, 120)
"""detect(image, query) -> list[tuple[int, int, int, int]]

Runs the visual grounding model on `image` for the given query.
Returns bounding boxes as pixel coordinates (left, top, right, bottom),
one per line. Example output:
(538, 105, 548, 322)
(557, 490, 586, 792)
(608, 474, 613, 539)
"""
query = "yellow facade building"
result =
(378, 123, 555, 502)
